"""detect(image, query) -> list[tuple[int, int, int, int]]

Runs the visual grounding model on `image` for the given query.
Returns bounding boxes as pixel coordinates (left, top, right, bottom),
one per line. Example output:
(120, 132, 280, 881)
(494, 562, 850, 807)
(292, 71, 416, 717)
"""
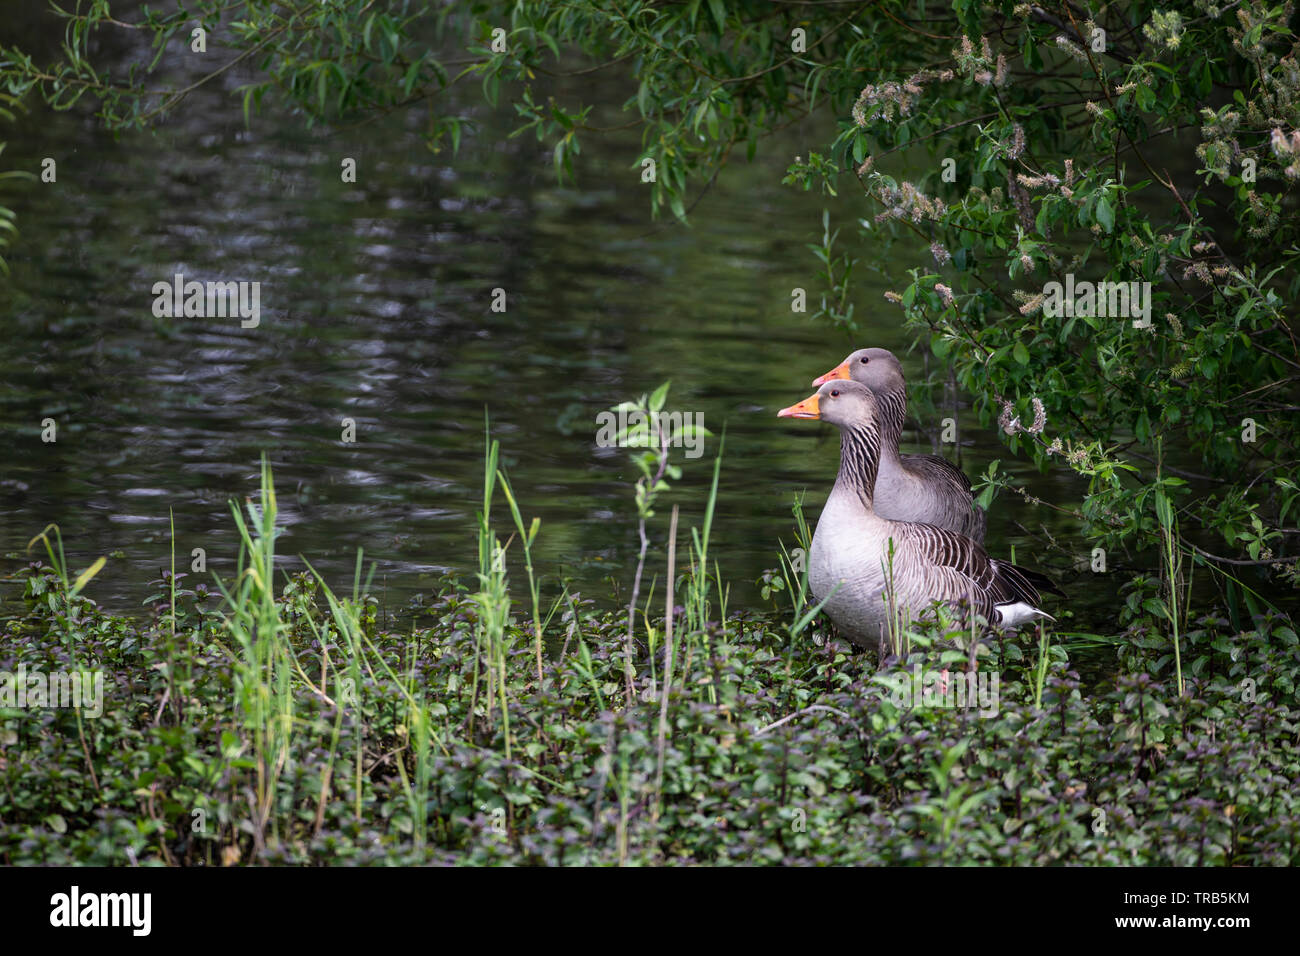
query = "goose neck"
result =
(834, 422, 880, 510)
(876, 384, 907, 464)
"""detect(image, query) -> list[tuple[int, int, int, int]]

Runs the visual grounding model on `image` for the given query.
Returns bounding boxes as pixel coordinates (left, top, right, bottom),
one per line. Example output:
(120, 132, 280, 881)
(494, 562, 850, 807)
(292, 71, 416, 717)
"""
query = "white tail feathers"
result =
(994, 601, 1055, 628)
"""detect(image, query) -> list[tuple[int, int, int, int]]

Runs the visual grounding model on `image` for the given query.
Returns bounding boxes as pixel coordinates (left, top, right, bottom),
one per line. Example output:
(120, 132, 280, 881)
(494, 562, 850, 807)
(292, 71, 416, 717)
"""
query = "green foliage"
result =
(6, 514, 1300, 865)
(611, 383, 710, 511)
(605, 381, 713, 696)
(0, 92, 35, 275)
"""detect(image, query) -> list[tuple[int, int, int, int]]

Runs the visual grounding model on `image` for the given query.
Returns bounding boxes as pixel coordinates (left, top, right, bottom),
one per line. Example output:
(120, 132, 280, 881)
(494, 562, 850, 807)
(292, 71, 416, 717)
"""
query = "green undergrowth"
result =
(2, 462, 1299, 865)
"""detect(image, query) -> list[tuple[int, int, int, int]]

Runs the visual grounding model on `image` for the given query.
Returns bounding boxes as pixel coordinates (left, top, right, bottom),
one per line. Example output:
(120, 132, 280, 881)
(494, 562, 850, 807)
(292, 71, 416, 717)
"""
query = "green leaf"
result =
(1155, 492, 1174, 529)
(648, 381, 670, 413)
(403, 56, 423, 96)
(1096, 197, 1114, 233)
(707, 0, 727, 34)
(70, 555, 106, 596)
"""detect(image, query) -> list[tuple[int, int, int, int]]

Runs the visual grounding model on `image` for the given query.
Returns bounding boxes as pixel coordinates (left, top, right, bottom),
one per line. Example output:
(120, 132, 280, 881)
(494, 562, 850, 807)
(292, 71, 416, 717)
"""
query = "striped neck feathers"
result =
(836, 419, 882, 509)
(875, 384, 907, 464)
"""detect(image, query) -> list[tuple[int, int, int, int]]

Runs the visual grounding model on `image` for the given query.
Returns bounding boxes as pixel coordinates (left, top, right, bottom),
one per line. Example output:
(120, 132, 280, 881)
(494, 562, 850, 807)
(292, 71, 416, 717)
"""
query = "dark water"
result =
(0, 12, 1111, 631)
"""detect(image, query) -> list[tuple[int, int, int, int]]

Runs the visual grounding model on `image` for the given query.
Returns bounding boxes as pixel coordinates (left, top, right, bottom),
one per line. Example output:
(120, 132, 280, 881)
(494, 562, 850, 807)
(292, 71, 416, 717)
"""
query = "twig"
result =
(652, 505, 680, 828)
(622, 421, 669, 700)
(754, 705, 851, 737)
(1190, 543, 1298, 567)
(77, 717, 101, 793)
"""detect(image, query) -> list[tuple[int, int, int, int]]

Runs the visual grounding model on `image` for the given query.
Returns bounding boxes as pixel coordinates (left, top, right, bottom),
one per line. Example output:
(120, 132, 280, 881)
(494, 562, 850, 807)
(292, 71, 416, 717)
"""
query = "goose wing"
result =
(903, 453, 973, 494)
(884, 521, 1020, 617)
(879, 521, 1059, 626)
(901, 453, 987, 541)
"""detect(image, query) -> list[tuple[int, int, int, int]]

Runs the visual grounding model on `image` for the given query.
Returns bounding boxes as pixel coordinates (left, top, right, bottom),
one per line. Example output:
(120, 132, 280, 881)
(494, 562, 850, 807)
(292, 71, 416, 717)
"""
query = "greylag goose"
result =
(813, 348, 986, 543)
(778, 380, 1054, 650)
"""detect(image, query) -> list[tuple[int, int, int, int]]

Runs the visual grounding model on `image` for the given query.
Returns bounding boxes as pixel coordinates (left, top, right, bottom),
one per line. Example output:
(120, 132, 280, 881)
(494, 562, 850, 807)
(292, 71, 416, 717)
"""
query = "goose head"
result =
(777, 379, 879, 430)
(811, 347, 905, 394)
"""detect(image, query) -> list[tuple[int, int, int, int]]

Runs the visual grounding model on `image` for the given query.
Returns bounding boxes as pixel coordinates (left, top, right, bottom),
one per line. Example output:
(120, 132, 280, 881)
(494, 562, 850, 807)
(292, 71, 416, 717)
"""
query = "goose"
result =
(778, 379, 1056, 651)
(812, 347, 986, 543)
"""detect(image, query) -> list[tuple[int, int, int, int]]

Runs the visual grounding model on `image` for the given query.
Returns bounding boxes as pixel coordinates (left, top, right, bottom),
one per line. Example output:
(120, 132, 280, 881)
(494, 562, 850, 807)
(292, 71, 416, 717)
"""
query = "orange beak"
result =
(777, 392, 821, 419)
(811, 362, 851, 387)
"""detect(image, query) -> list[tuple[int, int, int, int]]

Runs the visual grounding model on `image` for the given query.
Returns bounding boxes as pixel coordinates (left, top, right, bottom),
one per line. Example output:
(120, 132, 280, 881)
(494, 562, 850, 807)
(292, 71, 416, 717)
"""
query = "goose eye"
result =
(859, 356, 869, 364)
(830, 389, 840, 397)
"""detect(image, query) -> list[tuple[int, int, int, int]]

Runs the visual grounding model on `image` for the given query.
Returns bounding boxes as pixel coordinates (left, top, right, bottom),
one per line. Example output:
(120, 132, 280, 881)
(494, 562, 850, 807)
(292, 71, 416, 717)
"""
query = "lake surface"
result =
(0, 12, 1113, 633)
